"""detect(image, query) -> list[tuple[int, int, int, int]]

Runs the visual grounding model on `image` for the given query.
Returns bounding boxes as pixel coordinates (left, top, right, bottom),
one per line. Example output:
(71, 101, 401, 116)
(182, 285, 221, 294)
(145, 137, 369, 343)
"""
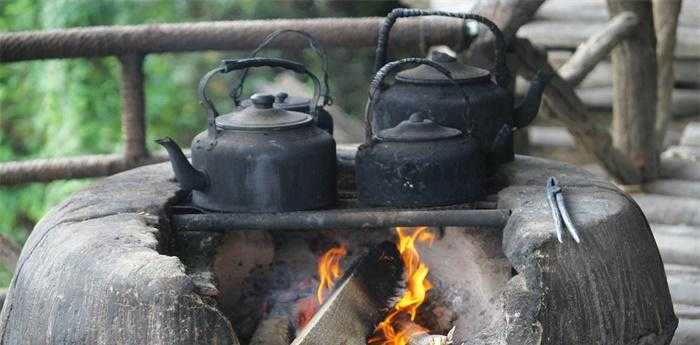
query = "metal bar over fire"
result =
(172, 208, 511, 231)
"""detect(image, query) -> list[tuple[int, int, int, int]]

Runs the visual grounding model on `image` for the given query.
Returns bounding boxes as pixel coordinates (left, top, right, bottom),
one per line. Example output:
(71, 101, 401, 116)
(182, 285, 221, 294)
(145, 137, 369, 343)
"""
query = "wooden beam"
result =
(607, 0, 659, 181)
(518, 20, 699, 59)
(0, 152, 170, 185)
(653, 0, 683, 145)
(119, 54, 148, 161)
(464, 0, 546, 69)
(514, 38, 642, 183)
(557, 11, 638, 86)
(0, 18, 467, 63)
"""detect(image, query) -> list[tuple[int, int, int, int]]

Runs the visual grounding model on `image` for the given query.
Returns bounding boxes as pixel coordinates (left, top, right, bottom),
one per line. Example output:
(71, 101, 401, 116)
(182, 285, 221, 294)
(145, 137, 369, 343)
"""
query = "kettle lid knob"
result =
(408, 112, 428, 123)
(251, 93, 276, 109)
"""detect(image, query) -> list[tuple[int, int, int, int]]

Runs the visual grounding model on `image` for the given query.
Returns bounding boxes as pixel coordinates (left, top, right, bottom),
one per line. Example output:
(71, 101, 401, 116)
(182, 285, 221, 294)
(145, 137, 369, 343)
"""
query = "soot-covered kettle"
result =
(372, 8, 551, 165)
(157, 57, 337, 213)
(232, 30, 335, 134)
(356, 58, 484, 208)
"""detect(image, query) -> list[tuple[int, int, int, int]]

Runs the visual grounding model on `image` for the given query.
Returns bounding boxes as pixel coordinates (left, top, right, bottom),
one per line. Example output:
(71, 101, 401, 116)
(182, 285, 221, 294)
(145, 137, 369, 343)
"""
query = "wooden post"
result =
(557, 11, 638, 86)
(607, 0, 659, 181)
(653, 0, 683, 146)
(119, 54, 148, 161)
(465, 0, 546, 68)
(515, 39, 642, 184)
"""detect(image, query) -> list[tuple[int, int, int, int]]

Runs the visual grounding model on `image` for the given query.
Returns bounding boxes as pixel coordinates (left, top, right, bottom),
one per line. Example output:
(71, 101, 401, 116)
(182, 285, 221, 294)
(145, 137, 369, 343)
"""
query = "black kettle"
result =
(157, 57, 337, 213)
(356, 58, 484, 208)
(372, 8, 551, 165)
(232, 30, 334, 134)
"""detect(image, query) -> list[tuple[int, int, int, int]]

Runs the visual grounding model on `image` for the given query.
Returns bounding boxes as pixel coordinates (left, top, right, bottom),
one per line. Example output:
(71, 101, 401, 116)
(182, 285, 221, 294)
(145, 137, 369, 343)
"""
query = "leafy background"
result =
(0, 0, 401, 286)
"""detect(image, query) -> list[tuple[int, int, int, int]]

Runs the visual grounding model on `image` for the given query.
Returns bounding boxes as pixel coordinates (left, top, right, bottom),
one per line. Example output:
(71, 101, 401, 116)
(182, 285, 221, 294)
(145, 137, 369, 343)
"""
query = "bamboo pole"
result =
(119, 54, 148, 161)
(0, 18, 466, 63)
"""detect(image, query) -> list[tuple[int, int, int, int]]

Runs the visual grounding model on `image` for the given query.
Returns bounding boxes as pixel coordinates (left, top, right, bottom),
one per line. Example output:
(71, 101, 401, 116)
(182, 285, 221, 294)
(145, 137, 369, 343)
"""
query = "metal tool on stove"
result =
(545, 177, 581, 243)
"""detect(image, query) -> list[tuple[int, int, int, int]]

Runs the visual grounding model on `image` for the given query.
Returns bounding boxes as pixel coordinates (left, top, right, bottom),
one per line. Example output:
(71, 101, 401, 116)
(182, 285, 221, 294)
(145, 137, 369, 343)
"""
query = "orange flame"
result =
(316, 244, 348, 305)
(369, 227, 434, 345)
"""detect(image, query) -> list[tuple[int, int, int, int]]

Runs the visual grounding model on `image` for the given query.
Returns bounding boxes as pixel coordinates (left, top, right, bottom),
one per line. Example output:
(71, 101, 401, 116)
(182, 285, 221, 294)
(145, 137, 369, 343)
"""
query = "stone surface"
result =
(0, 155, 678, 345)
(0, 165, 239, 345)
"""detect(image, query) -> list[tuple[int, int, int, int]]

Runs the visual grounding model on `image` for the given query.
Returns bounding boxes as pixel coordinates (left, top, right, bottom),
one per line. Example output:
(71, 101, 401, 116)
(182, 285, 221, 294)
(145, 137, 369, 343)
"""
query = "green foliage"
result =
(0, 1, 399, 263)
(0, 264, 12, 288)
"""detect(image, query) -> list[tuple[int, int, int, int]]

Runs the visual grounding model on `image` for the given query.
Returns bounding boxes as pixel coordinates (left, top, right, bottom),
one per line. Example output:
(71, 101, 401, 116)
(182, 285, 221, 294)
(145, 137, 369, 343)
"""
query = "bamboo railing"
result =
(0, 17, 469, 185)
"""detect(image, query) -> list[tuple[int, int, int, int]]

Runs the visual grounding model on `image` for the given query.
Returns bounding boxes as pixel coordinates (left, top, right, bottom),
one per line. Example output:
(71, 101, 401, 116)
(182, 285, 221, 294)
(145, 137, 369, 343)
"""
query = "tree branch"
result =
(514, 38, 642, 184)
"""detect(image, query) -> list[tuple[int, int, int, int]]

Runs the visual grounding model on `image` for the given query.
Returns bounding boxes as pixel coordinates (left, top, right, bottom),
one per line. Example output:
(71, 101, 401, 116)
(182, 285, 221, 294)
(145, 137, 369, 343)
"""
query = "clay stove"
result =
(0, 148, 677, 345)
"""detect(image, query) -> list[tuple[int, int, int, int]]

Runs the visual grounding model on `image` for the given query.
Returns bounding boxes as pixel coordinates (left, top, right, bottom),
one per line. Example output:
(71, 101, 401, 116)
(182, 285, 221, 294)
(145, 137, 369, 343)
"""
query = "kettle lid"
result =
(377, 112, 462, 142)
(217, 93, 313, 130)
(396, 51, 491, 84)
(240, 92, 329, 112)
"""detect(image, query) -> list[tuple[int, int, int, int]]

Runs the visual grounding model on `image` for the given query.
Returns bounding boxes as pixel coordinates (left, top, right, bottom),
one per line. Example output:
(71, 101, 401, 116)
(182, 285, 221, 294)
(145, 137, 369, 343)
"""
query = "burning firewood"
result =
(248, 308, 293, 345)
(397, 319, 455, 345)
(290, 241, 406, 345)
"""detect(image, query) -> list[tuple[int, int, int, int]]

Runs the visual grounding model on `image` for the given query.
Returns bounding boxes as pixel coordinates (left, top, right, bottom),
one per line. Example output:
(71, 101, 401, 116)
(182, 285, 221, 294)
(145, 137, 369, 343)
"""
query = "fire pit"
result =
(0, 146, 677, 345)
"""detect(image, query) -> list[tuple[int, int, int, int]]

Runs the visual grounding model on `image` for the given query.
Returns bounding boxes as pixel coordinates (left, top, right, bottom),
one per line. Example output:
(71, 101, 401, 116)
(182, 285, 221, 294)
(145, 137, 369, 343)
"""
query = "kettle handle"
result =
(374, 8, 510, 88)
(230, 30, 332, 107)
(198, 57, 322, 139)
(366, 58, 471, 142)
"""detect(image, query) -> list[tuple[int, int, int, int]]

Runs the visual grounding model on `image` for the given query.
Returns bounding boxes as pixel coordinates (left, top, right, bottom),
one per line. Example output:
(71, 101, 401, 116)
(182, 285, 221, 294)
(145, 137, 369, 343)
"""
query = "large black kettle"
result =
(372, 8, 551, 165)
(232, 30, 335, 134)
(356, 58, 484, 208)
(157, 58, 337, 213)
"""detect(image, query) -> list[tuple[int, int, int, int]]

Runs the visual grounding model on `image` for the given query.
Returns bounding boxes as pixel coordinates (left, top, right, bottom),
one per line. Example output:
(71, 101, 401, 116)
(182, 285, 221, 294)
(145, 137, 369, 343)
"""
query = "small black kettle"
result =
(356, 58, 484, 208)
(232, 30, 334, 134)
(372, 8, 550, 165)
(157, 57, 337, 213)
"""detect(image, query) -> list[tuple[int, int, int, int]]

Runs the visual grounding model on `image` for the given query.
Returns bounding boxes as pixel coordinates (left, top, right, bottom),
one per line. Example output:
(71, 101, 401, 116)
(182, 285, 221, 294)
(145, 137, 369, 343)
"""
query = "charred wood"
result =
(290, 241, 405, 345)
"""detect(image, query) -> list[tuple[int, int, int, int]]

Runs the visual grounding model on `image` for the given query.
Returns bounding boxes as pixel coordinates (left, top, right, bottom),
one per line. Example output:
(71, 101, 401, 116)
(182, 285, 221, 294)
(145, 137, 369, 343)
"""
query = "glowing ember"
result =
(369, 227, 435, 345)
(316, 244, 348, 305)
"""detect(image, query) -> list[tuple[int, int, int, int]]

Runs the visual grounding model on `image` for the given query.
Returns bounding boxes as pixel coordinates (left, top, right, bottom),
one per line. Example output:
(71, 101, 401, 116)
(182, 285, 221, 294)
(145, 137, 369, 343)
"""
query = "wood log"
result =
(527, 126, 576, 148)
(661, 158, 700, 181)
(607, 0, 659, 181)
(518, 20, 700, 59)
(535, 0, 700, 28)
(557, 11, 638, 86)
(633, 194, 700, 226)
(290, 241, 405, 345)
(514, 38, 643, 183)
(544, 56, 700, 88)
(394, 319, 453, 345)
(249, 308, 293, 345)
(662, 145, 700, 162)
(643, 179, 700, 198)
(651, 225, 700, 267)
(674, 319, 700, 345)
(577, 87, 700, 117)
(666, 267, 700, 306)
(680, 122, 700, 147)
(463, 0, 546, 69)
(674, 303, 700, 320)
(653, 0, 683, 144)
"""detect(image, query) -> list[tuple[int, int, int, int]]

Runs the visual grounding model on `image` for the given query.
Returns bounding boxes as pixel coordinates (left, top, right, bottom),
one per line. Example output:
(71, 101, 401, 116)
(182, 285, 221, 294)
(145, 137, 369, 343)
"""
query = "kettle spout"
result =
(513, 71, 553, 128)
(155, 137, 208, 191)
